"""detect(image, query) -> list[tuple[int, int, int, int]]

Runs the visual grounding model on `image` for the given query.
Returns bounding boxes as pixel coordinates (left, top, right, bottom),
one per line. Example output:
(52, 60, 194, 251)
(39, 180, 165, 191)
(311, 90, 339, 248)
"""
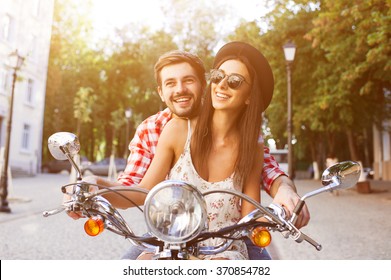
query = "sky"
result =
(89, 0, 270, 40)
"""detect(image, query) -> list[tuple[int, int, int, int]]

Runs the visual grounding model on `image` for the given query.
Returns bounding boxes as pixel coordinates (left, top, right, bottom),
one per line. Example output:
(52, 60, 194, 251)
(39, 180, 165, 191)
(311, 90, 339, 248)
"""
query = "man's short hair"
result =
(154, 50, 206, 87)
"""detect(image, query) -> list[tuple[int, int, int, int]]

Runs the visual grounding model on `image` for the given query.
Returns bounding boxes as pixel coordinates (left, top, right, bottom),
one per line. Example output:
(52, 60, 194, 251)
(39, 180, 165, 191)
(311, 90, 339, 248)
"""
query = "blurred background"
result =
(0, 0, 390, 182)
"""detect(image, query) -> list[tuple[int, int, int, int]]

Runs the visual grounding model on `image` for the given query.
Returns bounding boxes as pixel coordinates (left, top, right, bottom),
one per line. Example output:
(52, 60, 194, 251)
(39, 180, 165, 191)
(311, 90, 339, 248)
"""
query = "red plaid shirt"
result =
(117, 108, 286, 194)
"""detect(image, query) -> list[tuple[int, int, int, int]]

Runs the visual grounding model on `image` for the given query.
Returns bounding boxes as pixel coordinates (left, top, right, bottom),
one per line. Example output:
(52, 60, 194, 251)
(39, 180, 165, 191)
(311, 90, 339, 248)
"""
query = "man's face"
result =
(158, 62, 203, 119)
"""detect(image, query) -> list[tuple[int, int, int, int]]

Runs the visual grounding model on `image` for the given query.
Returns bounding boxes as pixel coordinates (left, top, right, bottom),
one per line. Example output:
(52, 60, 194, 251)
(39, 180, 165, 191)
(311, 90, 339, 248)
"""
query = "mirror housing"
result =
(290, 161, 361, 225)
(48, 132, 80, 160)
(48, 132, 82, 181)
(321, 161, 361, 191)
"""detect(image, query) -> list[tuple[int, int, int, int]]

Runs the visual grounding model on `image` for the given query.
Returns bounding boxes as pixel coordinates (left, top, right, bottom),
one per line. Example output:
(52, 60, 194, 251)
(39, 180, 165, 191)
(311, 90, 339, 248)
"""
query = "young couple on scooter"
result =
(67, 41, 310, 260)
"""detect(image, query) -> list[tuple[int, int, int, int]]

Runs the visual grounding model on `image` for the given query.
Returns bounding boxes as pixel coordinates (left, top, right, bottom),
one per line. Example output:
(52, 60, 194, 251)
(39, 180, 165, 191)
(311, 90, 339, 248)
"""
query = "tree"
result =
(229, 0, 390, 170)
(44, 0, 101, 161)
(73, 87, 96, 136)
(229, 2, 324, 168)
(160, 0, 233, 67)
(306, 0, 391, 162)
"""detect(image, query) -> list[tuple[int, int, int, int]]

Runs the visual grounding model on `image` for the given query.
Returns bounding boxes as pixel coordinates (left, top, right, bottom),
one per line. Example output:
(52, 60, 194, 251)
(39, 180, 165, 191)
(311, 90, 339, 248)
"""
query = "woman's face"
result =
(210, 59, 252, 112)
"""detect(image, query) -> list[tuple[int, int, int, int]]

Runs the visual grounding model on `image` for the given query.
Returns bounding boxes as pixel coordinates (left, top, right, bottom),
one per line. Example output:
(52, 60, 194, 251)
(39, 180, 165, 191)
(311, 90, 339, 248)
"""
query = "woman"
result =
(102, 42, 274, 259)
(132, 41, 274, 260)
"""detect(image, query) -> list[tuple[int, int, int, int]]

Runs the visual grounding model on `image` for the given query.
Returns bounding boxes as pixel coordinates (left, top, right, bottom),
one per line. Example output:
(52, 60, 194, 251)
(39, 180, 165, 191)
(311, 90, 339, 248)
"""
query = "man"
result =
(69, 50, 309, 259)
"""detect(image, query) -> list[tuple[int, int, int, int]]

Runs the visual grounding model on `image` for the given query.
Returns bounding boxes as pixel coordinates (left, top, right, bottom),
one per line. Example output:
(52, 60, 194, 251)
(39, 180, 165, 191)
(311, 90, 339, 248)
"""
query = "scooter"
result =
(43, 132, 361, 259)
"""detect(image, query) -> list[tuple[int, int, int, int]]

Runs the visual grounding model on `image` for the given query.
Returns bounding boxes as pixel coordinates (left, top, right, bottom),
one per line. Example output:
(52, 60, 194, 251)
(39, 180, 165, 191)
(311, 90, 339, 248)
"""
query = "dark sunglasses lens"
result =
(210, 70, 224, 84)
(210, 70, 244, 89)
(227, 75, 243, 89)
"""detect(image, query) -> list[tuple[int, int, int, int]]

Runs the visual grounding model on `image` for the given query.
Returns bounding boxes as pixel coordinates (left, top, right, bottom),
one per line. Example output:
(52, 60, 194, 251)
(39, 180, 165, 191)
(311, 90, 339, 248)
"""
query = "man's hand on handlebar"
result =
(269, 175, 310, 229)
(63, 175, 99, 220)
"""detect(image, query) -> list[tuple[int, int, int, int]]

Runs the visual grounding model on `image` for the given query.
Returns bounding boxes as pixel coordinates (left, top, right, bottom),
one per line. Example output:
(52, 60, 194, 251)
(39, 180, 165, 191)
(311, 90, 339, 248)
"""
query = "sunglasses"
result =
(209, 69, 250, 89)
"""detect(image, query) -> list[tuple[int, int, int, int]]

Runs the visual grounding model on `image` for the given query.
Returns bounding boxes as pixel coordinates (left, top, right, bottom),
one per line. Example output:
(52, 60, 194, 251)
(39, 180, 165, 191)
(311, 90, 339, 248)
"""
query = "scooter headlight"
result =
(144, 180, 207, 243)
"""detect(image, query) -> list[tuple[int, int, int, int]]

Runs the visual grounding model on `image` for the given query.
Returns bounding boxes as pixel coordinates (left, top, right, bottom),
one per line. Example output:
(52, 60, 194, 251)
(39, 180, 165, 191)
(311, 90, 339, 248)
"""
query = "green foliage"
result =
(74, 86, 97, 136)
(43, 0, 390, 168)
(229, 0, 390, 167)
(44, 0, 223, 160)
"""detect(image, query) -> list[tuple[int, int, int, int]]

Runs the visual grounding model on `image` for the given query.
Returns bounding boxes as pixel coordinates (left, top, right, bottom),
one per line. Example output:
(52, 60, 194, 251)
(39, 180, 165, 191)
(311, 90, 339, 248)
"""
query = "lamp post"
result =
(283, 41, 296, 178)
(124, 108, 132, 158)
(0, 50, 24, 213)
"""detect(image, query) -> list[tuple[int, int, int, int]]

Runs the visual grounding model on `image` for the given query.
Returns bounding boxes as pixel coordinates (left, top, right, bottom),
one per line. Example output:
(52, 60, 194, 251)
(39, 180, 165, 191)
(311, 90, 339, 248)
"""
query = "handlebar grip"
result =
(300, 232, 322, 251)
(43, 207, 65, 217)
(290, 200, 305, 225)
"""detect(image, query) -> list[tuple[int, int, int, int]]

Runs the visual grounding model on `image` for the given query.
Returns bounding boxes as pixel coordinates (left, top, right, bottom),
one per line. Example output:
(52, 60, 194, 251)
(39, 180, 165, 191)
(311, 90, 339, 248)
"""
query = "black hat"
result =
(213, 41, 274, 112)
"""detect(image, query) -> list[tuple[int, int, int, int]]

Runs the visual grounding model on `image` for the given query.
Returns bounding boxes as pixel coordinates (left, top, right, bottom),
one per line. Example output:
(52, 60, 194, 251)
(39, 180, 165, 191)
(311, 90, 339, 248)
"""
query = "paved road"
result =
(264, 179, 391, 260)
(0, 173, 147, 260)
(1, 173, 390, 260)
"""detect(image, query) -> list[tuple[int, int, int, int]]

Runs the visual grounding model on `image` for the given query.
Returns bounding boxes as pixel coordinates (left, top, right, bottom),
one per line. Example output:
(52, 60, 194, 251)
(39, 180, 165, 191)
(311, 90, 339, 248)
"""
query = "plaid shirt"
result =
(117, 108, 286, 194)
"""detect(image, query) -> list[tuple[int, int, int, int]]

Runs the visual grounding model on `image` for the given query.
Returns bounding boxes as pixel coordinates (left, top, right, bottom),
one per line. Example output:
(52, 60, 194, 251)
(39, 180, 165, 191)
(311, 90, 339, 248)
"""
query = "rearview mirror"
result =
(321, 161, 361, 191)
(48, 132, 80, 160)
(290, 161, 361, 225)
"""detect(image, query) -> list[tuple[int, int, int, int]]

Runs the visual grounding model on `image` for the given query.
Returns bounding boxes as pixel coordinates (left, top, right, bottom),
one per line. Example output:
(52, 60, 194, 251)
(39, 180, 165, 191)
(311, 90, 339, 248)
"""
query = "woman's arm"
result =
(101, 118, 188, 208)
(241, 143, 263, 217)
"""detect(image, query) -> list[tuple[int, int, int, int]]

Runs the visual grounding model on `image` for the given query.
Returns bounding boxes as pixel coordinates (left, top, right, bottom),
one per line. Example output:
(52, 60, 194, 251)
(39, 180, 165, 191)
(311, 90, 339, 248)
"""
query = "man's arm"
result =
(262, 146, 310, 228)
(268, 174, 296, 197)
(65, 112, 166, 219)
(79, 118, 157, 191)
(268, 175, 310, 228)
(117, 129, 154, 186)
(117, 109, 170, 186)
(262, 145, 286, 194)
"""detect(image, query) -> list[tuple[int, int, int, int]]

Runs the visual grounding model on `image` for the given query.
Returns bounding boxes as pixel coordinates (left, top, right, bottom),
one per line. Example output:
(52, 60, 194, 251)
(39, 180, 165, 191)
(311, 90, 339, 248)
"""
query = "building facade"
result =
(373, 120, 391, 181)
(0, 0, 54, 176)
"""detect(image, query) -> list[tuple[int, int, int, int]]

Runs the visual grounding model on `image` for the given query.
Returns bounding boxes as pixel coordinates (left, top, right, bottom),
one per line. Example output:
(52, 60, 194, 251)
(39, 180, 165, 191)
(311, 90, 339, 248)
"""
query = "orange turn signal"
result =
(84, 217, 105, 236)
(250, 227, 272, 248)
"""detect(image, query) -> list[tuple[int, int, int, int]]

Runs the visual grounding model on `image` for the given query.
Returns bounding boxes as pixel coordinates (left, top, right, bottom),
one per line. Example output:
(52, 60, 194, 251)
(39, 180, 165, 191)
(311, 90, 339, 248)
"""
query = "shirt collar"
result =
(155, 107, 172, 127)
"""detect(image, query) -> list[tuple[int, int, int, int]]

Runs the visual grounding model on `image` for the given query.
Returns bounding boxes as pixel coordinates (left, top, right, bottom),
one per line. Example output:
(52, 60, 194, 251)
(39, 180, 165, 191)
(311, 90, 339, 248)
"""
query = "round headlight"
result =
(144, 180, 207, 244)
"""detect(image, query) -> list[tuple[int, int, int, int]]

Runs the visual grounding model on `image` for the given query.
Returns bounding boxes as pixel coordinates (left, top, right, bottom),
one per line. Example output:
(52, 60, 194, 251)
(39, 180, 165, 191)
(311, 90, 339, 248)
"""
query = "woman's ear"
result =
(245, 98, 250, 105)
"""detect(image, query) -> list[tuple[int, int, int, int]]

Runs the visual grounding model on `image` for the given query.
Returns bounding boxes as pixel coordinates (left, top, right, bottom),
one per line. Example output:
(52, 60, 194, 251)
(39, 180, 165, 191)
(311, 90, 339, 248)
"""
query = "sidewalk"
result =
(1, 174, 390, 259)
(0, 173, 68, 223)
(0, 173, 137, 259)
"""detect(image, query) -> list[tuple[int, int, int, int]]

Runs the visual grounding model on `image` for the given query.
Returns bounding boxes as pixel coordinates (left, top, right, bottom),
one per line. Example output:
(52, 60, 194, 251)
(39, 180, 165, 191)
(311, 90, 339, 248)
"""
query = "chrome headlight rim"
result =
(144, 180, 207, 244)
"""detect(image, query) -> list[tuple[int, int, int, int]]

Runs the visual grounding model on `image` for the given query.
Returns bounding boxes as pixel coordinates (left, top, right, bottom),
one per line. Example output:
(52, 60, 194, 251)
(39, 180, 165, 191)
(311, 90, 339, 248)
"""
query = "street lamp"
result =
(283, 41, 296, 178)
(0, 50, 24, 213)
(124, 108, 133, 158)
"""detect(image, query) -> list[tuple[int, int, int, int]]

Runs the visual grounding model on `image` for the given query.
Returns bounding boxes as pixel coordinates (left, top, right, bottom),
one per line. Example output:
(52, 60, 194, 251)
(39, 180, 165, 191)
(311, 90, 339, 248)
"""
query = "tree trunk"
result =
(346, 129, 359, 161)
(326, 131, 336, 157)
(105, 124, 113, 158)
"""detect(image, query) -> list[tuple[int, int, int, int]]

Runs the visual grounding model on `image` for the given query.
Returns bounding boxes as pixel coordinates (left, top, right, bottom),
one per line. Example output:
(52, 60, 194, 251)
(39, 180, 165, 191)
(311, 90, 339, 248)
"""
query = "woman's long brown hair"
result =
(191, 56, 264, 187)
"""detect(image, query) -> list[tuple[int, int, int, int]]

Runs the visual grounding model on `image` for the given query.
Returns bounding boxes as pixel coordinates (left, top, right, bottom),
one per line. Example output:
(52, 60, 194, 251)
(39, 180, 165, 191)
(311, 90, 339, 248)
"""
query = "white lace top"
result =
(167, 120, 248, 260)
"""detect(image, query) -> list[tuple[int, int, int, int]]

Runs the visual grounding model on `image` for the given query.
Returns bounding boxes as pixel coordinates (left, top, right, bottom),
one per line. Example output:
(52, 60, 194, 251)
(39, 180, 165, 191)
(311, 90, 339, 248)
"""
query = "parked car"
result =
(82, 157, 127, 176)
(42, 156, 90, 174)
(269, 149, 289, 174)
(363, 167, 374, 179)
(41, 160, 71, 173)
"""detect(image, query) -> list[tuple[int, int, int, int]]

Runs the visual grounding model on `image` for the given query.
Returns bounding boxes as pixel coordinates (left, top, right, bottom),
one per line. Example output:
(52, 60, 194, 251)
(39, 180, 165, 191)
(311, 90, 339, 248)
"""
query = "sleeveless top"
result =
(167, 120, 248, 260)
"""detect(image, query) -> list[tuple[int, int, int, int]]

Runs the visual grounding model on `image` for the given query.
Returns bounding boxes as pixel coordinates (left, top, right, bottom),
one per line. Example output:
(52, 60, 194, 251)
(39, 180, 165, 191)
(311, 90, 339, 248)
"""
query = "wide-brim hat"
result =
(213, 41, 274, 112)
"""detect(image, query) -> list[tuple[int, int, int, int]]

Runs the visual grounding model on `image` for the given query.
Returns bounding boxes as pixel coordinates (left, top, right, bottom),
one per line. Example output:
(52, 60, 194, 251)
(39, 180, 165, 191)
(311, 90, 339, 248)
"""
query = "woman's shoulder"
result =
(160, 117, 189, 142)
(164, 117, 189, 132)
(160, 118, 189, 155)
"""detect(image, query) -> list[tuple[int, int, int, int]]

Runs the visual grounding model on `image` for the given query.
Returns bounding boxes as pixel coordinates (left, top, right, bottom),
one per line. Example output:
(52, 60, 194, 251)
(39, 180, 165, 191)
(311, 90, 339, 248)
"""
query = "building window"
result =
(0, 116, 3, 146)
(21, 124, 31, 151)
(0, 68, 8, 93)
(28, 35, 38, 61)
(32, 0, 42, 17)
(26, 79, 35, 104)
(1, 14, 15, 43)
